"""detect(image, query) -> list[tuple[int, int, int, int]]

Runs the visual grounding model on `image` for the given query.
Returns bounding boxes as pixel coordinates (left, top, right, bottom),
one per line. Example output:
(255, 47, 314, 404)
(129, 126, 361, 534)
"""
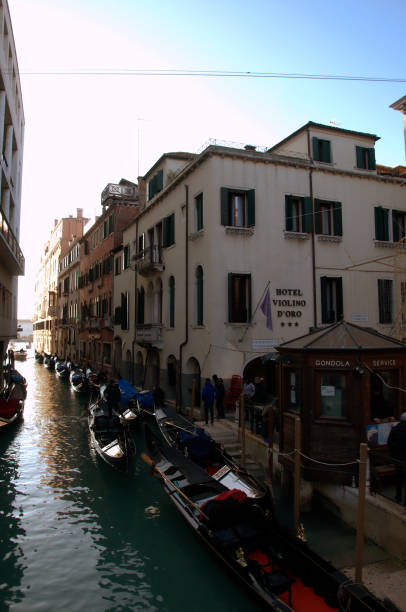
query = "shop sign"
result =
(312, 359, 353, 368)
(273, 288, 306, 322)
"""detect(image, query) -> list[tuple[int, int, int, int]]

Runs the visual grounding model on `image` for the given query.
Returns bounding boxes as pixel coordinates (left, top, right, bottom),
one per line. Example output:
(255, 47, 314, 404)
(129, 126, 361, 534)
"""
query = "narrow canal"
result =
(0, 357, 255, 612)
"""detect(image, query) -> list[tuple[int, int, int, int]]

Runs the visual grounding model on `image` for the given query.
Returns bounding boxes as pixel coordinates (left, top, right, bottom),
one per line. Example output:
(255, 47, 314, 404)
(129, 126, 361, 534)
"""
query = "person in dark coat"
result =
(387, 412, 406, 505)
(212, 375, 225, 419)
(202, 378, 217, 425)
(104, 379, 121, 418)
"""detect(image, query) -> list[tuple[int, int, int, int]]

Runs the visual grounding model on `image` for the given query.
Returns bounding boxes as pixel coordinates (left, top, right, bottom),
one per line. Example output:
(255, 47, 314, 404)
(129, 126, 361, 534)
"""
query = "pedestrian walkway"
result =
(194, 416, 406, 612)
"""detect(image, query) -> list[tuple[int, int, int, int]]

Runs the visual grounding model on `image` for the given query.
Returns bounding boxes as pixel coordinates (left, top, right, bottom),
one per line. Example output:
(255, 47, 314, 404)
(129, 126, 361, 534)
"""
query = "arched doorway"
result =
(134, 351, 144, 387)
(166, 354, 177, 401)
(144, 349, 160, 390)
(184, 357, 201, 414)
(124, 349, 132, 381)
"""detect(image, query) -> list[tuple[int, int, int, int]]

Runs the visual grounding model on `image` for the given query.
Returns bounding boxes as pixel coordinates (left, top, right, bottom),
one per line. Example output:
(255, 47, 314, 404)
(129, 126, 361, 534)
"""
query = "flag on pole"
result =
(260, 287, 272, 330)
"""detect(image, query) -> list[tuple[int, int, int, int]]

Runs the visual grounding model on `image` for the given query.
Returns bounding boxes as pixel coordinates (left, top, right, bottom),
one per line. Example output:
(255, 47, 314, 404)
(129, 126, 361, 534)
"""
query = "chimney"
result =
(77, 208, 83, 218)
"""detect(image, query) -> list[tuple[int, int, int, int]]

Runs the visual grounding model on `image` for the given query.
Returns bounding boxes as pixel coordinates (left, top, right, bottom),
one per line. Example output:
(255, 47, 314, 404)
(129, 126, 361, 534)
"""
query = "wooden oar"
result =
(141, 452, 209, 521)
(163, 419, 199, 436)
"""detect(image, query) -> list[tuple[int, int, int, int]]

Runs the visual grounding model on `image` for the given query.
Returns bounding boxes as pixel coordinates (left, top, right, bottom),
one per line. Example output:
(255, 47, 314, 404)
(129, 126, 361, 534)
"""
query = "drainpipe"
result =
(178, 184, 189, 411)
(306, 127, 317, 329)
(132, 218, 139, 385)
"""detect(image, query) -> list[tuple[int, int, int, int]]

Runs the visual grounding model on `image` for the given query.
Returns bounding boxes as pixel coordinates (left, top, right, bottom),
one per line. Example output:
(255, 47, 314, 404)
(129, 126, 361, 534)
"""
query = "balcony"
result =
(135, 323, 163, 348)
(0, 209, 25, 275)
(48, 306, 57, 317)
(134, 245, 164, 277)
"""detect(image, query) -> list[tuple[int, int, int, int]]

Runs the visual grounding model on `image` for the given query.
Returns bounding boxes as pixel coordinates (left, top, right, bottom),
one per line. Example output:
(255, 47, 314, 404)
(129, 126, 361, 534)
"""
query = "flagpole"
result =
(238, 280, 270, 343)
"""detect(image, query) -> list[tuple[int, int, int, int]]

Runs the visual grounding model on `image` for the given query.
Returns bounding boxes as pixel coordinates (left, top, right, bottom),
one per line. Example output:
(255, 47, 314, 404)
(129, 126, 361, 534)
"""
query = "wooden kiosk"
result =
(276, 321, 406, 483)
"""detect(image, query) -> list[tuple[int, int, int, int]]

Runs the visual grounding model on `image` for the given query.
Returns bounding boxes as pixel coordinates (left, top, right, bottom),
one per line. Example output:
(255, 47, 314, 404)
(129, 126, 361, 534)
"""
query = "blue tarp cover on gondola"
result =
(118, 378, 137, 405)
(177, 428, 212, 460)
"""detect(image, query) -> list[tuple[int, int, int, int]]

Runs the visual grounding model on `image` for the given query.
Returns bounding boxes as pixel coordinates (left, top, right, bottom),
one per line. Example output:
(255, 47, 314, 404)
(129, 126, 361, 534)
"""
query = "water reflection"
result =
(0, 358, 256, 612)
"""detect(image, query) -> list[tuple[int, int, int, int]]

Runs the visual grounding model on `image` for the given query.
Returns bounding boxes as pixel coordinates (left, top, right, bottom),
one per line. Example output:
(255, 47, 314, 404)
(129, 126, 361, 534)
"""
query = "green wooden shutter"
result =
(196, 194, 203, 230)
(162, 217, 168, 247)
(285, 195, 293, 231)
(368, 148, 376, 170)
(314, 199, 321, 234)
(156, 169, 163, 192)
(375, 206, 389, 241)
(246, 189, 255, 227)
(312, 137, 319, 161)
(228, 273, 233, 322)
(336, 277, 343, 320)
(320, 276, 328, 323)
(356, 146, 363, 169)
(169, 277, 175, 327)
(322, 140, 331, 163)
(392, 210, 400, 242)
(221, 188, 229, 225)
(302, 197, 313, 233)
(247, 275, 252, 321)
(333, 201, 343, 236)
(169, 213, 175, 245)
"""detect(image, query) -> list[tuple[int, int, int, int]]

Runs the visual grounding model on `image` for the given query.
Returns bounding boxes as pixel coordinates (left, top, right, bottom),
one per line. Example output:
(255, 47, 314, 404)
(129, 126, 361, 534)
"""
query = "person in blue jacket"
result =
(202, 378, 217, 425)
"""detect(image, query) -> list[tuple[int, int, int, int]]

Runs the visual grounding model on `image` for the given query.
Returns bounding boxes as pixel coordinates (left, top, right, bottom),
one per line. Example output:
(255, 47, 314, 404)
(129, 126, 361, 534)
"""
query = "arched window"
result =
(146, 282, 154, 324)
(196, 266, 203, 326)
(169, 276, 175, 328)
(137, 287, 145, 324)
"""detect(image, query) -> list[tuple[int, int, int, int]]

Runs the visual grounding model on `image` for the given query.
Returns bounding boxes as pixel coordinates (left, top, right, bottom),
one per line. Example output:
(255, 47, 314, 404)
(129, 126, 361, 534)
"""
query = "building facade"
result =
(56, 236, 81, 362)
(0, 0, 24, 384)
(116, 123, 406, 411)
(78, 180, 140, 375)
(33, 210, 88, 354)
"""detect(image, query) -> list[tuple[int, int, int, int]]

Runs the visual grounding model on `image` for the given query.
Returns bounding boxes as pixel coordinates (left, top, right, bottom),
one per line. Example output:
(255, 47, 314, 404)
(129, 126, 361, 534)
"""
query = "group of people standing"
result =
(201, 375, 225, 425)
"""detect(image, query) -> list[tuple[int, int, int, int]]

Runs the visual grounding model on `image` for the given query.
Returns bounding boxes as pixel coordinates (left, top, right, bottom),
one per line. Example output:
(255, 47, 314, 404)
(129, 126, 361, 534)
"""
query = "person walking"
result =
(212, 375, 225, 419)
(202, 378, 217, 425)
(387, 412, 406, 505)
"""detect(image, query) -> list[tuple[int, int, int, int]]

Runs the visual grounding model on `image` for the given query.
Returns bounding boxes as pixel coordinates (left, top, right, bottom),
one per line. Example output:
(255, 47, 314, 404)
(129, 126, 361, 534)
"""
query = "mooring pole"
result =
(240, 393, 246, 467)
(191, 379, 196, 423)
(294, 417, 301, 535)
(355, 443, 367, 584)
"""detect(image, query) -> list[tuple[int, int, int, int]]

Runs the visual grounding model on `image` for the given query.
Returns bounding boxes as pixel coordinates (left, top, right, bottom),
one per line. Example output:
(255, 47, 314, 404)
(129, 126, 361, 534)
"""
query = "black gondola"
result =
(88, 389, 135, 468)
(142, 433, 387, 612)
(142, 402, 270, 505)
(55, 359, 69, 378)
(69, 367, 88, 393)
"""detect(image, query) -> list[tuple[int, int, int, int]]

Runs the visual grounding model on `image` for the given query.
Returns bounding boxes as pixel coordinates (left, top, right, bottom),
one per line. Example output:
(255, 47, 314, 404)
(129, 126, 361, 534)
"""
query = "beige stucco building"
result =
(115, 123, 406, 408)
(0, 0, 24, 382)
(33, 210, 88, 354)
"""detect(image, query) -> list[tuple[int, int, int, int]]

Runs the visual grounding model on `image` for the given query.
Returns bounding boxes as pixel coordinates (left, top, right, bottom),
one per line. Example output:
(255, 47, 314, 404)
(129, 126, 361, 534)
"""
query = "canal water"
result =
(0, 357, 255, 612)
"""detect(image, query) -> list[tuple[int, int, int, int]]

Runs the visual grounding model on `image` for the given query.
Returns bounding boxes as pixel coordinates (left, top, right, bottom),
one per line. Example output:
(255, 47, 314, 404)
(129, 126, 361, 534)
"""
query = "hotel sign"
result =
(273, 288, 306, 321)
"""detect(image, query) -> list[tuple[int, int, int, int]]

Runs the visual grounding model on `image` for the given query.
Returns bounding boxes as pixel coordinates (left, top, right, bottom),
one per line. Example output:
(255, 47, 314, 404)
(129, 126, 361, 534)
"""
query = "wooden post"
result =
(268, 402, 274, 479)
(294, 417, 301, 535)
(355, 443, 367, 584)
(191, 379, 196, 423)
(240, 393, 246, 467)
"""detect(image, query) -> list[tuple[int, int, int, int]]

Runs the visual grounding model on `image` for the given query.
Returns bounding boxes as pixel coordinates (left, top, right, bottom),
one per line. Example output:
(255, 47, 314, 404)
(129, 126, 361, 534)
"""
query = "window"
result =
(108, 215, 114, 234)
(169, 276, 175, 328)
(287, 370, 300, 412)
(378, 279, 393, 324)
(356, 146, 376, 170)
(195, 193, 203, 231)
(163, 213, 175, 247)
(221, 188, 255, 228)
(228, 273, 251, 323)
(320, 373, 347, 418)
(148, 169, 163, 200)
(196, 266, 203, 326)
(285, 195, 312, 232)
(314, 200, 342, 236)
(137, 287, 144, 324)
(312, 137, 331, 163)
(320, 276, 343, 324)
(121, 292, 128, 330)
(114, 256, 121, 275)
(123, 244, 130, 269)
(392, 210, 406, 243)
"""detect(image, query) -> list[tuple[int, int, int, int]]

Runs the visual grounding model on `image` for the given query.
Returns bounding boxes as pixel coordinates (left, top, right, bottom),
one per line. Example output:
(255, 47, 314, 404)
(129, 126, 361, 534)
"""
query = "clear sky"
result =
(8, 0, 406, 319)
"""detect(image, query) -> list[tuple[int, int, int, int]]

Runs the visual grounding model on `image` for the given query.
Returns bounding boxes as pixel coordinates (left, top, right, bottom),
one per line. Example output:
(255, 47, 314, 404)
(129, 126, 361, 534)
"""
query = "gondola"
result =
(34, 351, 44, 363)
(88, 391, 135, 468)
(43, 354, 55, 370)
(142, 433, 387, 612)
(0, 394, 24, 430)
(117, 378, 140, 429)
(69, 367, 88, 393)
(13, 348, 27, 361)
(142, 402, 270, 505)
(55, 359, 69, 378)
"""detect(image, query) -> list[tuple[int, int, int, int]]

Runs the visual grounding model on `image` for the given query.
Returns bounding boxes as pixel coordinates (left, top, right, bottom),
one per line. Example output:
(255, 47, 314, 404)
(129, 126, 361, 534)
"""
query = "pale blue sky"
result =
(9, 0, 406, 318)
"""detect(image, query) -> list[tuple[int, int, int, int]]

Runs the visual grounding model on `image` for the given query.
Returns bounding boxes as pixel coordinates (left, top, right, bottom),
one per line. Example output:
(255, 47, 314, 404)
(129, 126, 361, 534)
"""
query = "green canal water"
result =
(0, 358, 256, 612)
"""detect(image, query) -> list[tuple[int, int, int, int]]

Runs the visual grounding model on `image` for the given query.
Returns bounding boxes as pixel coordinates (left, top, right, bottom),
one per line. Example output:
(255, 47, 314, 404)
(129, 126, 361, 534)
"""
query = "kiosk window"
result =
(320, 374, 346, 418)
(287, 370, 300, 412)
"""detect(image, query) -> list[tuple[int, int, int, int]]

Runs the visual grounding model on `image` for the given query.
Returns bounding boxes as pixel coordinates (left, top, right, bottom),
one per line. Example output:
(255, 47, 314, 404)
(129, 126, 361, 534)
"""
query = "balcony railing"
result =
(134, 245, 164, 276)
(0, 209, 25, 275)
(135, 323, 163, 347)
